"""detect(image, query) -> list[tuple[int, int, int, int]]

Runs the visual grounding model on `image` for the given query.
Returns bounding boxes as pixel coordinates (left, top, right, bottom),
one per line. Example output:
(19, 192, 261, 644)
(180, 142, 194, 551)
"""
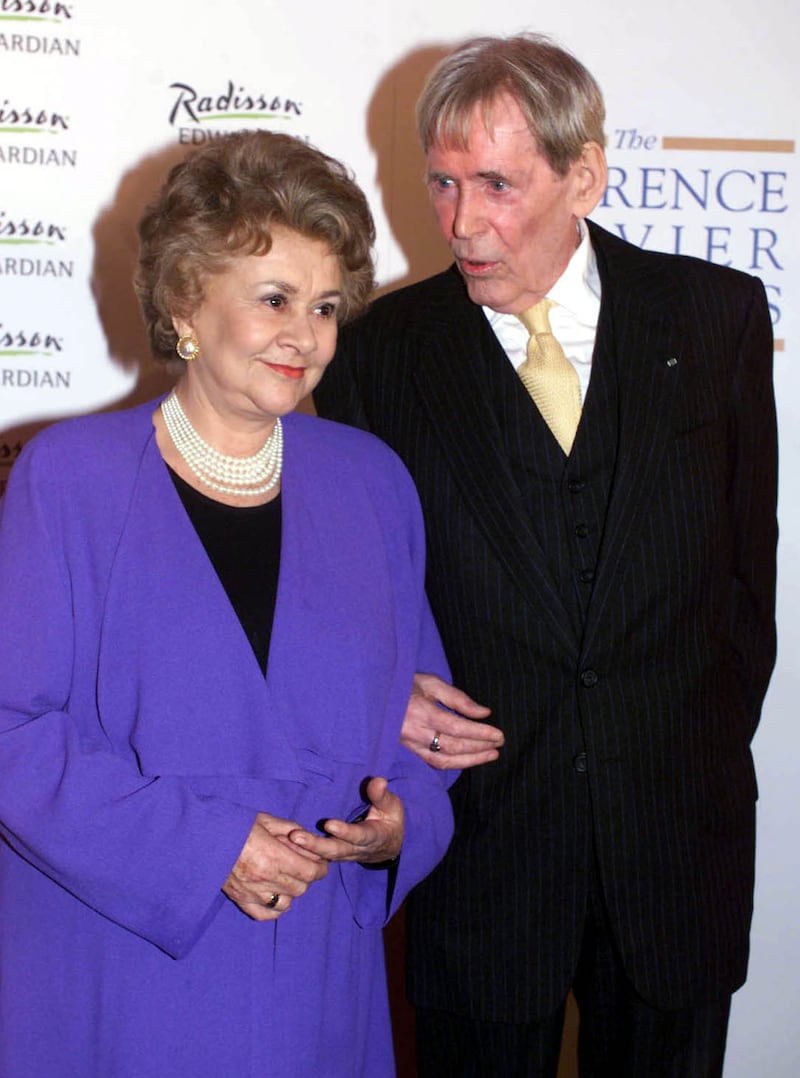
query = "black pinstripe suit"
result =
(314, 221, 777, 1026)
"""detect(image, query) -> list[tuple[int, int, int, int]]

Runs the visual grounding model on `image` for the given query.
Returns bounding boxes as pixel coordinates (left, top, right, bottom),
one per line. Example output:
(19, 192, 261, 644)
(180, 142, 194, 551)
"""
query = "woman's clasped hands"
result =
(223, 776, 403, 921)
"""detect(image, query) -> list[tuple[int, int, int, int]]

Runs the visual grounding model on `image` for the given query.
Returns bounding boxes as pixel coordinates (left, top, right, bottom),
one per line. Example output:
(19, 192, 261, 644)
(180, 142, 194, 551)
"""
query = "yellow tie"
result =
(517, 299, 582, 455)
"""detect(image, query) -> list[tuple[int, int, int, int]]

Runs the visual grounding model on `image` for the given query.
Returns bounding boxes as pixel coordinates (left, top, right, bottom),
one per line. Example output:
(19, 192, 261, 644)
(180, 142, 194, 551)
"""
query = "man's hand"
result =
(402, 673, 503, 770)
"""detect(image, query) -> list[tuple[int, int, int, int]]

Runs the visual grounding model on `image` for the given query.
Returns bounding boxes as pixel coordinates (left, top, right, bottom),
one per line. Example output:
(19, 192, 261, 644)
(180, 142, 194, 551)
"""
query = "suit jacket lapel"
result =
(581, 224, 686, 653)
(410, 271, 579, 655)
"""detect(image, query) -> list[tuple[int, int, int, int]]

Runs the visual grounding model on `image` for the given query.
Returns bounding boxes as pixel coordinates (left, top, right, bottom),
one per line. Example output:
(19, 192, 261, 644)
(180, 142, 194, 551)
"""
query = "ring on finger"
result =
(267, 892, 280, 909)
(429, 733, 441, 753)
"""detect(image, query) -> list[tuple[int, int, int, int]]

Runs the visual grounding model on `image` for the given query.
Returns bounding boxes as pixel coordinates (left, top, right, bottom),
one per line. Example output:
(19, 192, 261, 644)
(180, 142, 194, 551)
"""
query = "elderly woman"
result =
(0, 131, 454, 1076)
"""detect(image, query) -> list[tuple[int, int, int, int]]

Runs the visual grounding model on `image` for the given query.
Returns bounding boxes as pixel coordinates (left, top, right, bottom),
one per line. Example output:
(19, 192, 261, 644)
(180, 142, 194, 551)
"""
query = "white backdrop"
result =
(1, 1, 797, 1072)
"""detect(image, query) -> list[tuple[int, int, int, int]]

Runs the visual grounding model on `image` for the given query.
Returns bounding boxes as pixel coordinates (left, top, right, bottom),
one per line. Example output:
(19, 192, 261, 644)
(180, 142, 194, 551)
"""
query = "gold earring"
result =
(176, 335, 200, 362)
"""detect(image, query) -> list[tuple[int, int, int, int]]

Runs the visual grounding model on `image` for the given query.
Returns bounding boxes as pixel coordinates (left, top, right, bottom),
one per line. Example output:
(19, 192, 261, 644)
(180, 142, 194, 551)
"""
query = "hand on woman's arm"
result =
(402, 673, 503, 770)
(223, 812, 329, 921)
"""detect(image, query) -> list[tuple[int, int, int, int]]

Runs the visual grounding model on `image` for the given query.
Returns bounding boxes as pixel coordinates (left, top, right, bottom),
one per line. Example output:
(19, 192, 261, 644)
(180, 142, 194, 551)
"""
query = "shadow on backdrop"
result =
(365, 43, 452, 297)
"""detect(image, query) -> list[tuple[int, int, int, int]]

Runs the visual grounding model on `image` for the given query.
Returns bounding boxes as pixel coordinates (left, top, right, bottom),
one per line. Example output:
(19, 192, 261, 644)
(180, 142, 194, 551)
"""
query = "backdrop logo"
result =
(0, 323, 64, 356)
(0, 99, 76, 166)
(0, 209, 72, 277)
(0, 330, 70, 435)
(0, 210, 66, 243)
(0, 0, 73, 16)
(0, 0, 79, 55)
(168, 79, 303, 144)
(0, 322, 69, 398)
(598, 127, 794, 351)
(0, 99, 68, 134)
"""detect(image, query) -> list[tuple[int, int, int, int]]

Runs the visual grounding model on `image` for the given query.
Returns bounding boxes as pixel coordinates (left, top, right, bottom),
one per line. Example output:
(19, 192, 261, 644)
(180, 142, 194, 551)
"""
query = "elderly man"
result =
(315, 33, 777, 1077)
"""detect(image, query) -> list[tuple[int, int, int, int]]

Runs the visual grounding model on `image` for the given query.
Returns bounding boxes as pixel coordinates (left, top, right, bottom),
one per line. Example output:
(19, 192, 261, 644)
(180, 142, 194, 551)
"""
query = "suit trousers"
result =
(415, 863, 731, 1078)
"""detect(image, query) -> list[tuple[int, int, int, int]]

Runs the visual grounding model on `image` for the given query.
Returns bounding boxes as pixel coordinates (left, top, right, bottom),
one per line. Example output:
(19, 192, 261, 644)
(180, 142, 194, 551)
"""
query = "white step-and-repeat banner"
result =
(2, 1, 797, 1071)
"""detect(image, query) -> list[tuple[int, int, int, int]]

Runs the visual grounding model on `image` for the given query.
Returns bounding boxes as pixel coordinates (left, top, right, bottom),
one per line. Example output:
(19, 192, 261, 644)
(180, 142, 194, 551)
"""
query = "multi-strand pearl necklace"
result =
(161, 390, 283, 498)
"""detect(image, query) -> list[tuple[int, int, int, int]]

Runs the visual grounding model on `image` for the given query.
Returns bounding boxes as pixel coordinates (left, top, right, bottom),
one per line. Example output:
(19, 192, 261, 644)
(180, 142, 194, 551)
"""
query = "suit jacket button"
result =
(575, 523, 589, 538)
(573, 752, 588, 773)
(580, 669, 599, 688)
(580, 569, 595, 583)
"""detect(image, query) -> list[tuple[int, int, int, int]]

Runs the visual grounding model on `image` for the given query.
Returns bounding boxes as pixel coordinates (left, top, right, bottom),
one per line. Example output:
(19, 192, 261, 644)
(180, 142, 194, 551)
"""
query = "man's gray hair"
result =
(416, 33, 606, 176)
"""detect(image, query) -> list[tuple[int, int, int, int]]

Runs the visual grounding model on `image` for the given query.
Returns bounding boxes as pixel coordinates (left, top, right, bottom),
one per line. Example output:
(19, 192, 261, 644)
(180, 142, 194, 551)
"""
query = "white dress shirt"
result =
(484, 220, 602, 404)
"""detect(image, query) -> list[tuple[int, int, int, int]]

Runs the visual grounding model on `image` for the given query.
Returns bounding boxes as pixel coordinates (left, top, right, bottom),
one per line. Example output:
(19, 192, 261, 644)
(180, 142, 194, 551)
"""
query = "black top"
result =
(169, 469, 281, 675)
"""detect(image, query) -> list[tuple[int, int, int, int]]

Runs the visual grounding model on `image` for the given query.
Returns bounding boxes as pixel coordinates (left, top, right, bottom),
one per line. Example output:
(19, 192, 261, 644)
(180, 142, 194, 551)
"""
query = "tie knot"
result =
(518, 298, 555, 337)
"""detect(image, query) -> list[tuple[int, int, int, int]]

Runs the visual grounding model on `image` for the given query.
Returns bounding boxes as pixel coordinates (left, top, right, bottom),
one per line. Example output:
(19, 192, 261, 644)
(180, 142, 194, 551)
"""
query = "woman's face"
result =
(174, 227, 343, 430)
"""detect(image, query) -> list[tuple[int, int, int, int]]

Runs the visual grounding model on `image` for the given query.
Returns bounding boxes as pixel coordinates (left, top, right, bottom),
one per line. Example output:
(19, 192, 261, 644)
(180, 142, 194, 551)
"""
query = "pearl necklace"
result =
(161, 391, 283, 497)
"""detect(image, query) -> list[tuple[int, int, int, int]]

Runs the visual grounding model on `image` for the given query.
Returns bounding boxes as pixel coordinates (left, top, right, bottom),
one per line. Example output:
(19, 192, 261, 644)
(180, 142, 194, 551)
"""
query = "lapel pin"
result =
(666, 357, 678, 367)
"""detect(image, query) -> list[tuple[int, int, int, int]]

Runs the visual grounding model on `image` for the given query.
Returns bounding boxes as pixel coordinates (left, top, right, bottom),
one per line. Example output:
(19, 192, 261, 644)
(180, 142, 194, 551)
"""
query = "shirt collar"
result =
(549, 219, 600, 325)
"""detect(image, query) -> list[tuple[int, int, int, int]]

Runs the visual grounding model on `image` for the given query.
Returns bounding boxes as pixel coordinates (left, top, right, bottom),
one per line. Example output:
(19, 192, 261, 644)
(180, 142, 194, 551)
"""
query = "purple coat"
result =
(0, 401, 454, 1076)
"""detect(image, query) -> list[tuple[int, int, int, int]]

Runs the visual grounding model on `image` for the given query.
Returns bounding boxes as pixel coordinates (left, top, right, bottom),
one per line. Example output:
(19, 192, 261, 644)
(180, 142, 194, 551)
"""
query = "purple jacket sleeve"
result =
(0, 436, 255, 958)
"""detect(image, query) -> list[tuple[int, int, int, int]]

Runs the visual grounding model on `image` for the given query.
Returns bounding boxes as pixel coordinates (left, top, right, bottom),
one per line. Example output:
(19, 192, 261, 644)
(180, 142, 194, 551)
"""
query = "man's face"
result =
(425, 93, 588, 314)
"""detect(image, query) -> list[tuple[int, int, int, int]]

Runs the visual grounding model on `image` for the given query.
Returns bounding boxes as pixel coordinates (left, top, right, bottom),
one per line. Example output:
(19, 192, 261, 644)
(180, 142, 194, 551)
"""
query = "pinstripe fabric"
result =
(314, 222, 778, 1023)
